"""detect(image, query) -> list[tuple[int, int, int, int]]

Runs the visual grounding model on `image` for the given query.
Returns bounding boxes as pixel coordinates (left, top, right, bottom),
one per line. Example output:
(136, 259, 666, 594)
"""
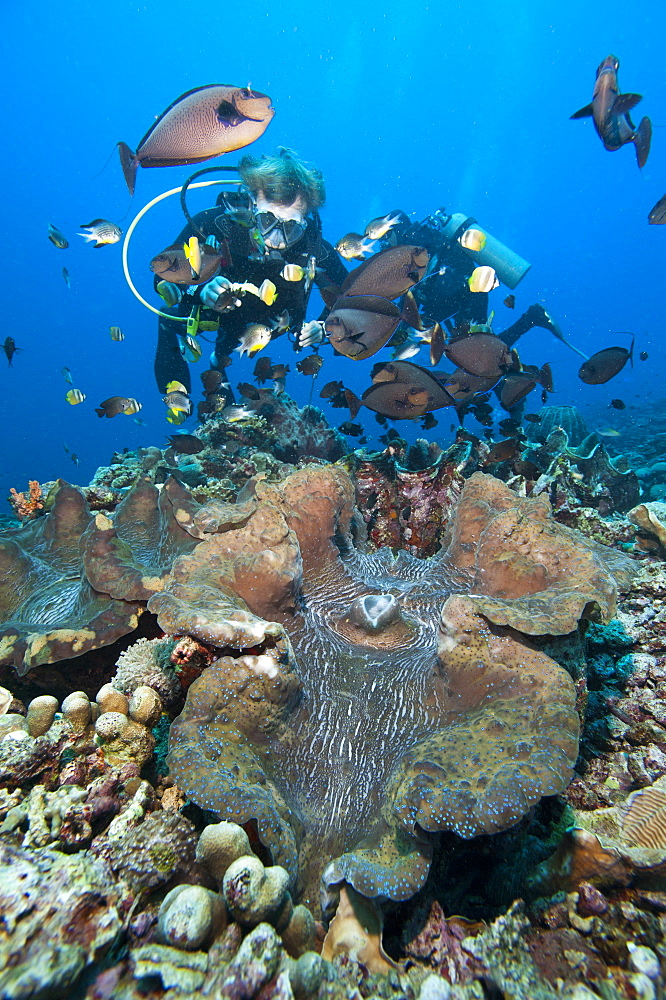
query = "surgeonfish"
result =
(48, 223, 68, 249)
(570, 55, 651, 168)
(118, 85, 275, 195)
(578, 337, 634, 384)
(467, 266, 499, 293)
(444, 333, 512, 379)
(325, 295, 402, 360)
(109, 326, 125, 341)
(341, 245, 429, 300)
(65, 389, 86, 405)
(335, 233, 377, 261)
(364, 212, 402, 240)
(236, 324, 272, 357)
(150, 242, 224, 285)
(346, 361, 457, 420)
(78, 219, 122, 247)
(648, 193, 666, 225)
(458, 228, 487, 251)
(95, 396, 142, 418)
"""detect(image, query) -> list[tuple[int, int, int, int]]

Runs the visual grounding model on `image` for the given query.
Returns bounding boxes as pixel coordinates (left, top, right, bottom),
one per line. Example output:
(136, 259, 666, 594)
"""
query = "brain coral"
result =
(0, 478, 203, 675)
(152, 466, 634, 913)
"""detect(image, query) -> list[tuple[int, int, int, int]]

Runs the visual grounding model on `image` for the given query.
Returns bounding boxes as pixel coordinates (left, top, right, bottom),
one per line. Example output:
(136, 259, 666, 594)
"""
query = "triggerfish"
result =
(118, 85, 275, 195)
(570, 55, 651, 168)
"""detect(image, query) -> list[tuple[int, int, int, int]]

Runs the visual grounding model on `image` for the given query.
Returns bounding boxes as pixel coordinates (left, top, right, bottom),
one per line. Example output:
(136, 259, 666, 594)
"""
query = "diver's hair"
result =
(238, 148, 326, 210)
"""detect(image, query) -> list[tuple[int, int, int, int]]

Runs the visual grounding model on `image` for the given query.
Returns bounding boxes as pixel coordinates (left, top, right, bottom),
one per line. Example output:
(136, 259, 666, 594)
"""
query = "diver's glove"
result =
(200, 275, 236, 311)
(298, 320, 326, 349)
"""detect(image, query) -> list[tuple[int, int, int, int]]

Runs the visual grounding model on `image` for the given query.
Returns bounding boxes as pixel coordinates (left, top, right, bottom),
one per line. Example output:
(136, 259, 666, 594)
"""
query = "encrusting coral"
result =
(148, 463, 633, 912)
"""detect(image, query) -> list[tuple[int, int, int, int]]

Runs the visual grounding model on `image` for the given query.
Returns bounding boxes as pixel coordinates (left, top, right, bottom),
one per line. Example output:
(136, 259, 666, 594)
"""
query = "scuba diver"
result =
(153, 148, 348, 396)
(386, 208, 569, 351)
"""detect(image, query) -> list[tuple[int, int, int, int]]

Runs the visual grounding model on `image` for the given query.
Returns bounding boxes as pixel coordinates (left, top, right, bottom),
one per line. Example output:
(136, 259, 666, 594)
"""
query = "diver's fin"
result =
(118, 141, 138, 196)
(614, 92, 642, 113)
(570, 103, 594, 119)
(634, 116, 652, 168)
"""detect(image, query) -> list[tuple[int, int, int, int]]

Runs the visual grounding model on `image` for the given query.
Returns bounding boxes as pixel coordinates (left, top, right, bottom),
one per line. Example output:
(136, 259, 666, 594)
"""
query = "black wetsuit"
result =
(154, 193, 347, 394)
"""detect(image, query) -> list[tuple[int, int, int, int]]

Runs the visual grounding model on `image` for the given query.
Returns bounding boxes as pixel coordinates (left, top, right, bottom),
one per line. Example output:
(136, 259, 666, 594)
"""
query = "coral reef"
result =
(152, 464, 631, 912)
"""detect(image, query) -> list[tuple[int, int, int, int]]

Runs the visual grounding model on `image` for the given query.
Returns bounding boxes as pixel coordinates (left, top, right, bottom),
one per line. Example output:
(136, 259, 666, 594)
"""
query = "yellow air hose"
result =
(122, 179, 239, 321)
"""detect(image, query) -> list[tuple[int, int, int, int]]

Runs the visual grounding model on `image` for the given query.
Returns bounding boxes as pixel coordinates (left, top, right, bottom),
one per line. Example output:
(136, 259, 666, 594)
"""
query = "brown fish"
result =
(499, 365, 552, 410)
(325, 295, 402, 360)
(95, 396, 142, 418)
(571, 55, 651, 168)
(238, 382, 261, 400)
(578, 338, 634, 384)
(341, 245, 429, 300)
(166, 433, 205, 455)
(118, 85, 274, 195)
(200, 369, 229, 396)
(649, 194, 666, 225)
(429, 323, 446, 366)
(253, 356, 274, 384)
(347, 361, 456, 420)
(503, 295, 516, 309)
(268, 364, 290, 380)
(150, 242, 224, 285)
(440, 368, 501, 402)
(444, 333, 512, 379)
(296, 354, 324, 376)
(320, 380, 345, 399)
(483, 438, 522, 465)
(338, 421, 364, 437)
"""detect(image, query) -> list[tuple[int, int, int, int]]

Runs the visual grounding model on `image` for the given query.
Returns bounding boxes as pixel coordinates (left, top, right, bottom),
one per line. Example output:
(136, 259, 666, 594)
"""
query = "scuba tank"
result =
(435, 211, 530, 290)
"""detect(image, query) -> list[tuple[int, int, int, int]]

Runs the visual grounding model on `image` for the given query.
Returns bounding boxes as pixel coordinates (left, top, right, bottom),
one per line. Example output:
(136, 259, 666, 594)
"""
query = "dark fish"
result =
(338, 422, 364, 437)
(70, 453, 80, 466)
(571, 55, 651, 168)
(150, 242, 224, 285)
(341, 245, 429, 300)
(640, 351, 649, 361)
(325, 295, 402, 360)
(238, 382, 261, 400)
(166, 433, 206, 455)
(95, 396, 142, 418)
(421, 413, 438, 430)
(578, 337, 634, 385)
(429, 323, 446, 366)
(444, 333, 512, 379)
(48, 223, 68, 249)
(296, 354, 324, 376)
(524, 413, 541, 423)
(503, 295, 515, 309)
(440, 368, 501, 403)
(400, 289, 422, 330)
(201, 369, 228, 395)
(483, 438, 522, 465)
(62, 267, 70, 288)
(118, 85, 274, 195)
(610, 398, 626, 409)
(648, 194, 666, 225)
(347, 361, 457, 420)
(268, 364, 290, 380)
(253, 356, 274, 384)
(498, 418, 522, 436)
(2, 337, 20, 366)
(320, 380, 345, 399)
(513, 459, 542, 480)
(500, 365, 552, 410)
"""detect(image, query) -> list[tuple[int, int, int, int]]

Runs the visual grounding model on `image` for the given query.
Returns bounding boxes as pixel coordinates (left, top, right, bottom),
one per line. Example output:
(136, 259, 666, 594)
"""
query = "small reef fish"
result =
(78, 219, 122, 247)
(61, 366, 73, 383)
(270, 310, 291, 336)
(109, 326, 125, 342)
(48, 223, 68, 249)
(640, 351, 649, 361)
(238, 382, 261, 400)
(421, 413, 438, 430)
(3, 337, 20, 366)
(570, 54, 651, 168)
(320, 380, 345, 399)
(648, 194, 666, 225)
(236, 324, 272, 357)
(223, 404, 254, 423)
(468, 266, 499, 293)
(364, 212, 402, 240)
(179, 334, 202, 363)
(281, 264, 305, 282)
(201, 369, 229, 395)
(503, 295, 516, 309)
(338, 421, 363, 437)
(259, 279, 277, 306)
(392, 341, 421, 361)
(165, 433, 205, 463)
(296, 354, 323, 376)
(65, 389, 86, 405)
(156, 280, 182, 307)
(252, 356, 273, 384)
(483, 438, 522, 466)
(597, 427, 622, 437)
(183, 236, 202, 279)
(134, 417, 147, 426)
(95, 396, 142, 418)
(578, 337, 634, 384)
(268, 364, 290, 379)
(163, 381, 192, 415)
(62, 267, 71, 288)
(458, 228, 487, 251)
(335, 233, 376, 260)
(610, 399, 626, 409)
(118, 85, 274, 195)
(70, 453, 80, 466)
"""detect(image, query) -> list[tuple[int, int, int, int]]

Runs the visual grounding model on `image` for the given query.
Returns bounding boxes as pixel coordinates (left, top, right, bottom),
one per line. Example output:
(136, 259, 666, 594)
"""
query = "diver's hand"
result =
(298, 320, 326, 349)
(200, 275, 234, 310)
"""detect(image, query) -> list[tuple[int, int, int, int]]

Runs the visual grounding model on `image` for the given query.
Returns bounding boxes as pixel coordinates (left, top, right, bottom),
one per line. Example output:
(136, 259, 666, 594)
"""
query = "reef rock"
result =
(151, 465, 633, 912)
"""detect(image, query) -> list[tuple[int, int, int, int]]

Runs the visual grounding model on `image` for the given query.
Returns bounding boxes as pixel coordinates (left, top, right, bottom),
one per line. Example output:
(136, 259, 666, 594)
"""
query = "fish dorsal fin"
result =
(614, 92, 642, 114)
(570, 103, 594, 119)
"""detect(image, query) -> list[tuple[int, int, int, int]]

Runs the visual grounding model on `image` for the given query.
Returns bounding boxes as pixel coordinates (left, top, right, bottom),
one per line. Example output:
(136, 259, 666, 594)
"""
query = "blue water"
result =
(2, 1, 664, 502)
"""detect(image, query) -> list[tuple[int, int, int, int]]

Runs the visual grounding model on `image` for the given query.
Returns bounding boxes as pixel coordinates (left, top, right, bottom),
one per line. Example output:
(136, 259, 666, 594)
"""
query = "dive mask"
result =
(254, 209, 306, 250)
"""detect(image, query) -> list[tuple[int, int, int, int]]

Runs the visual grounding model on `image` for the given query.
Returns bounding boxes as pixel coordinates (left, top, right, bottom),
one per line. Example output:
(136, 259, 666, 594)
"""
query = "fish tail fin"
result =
(345, 389, 362, 419)
(570, 103, 594, 119)
(634, 117, 652, 168)
(629, 335, 635, 367)
(77, 232, 96, 242)
(118, 141, 138, 195)
(94, 408, 106, 417)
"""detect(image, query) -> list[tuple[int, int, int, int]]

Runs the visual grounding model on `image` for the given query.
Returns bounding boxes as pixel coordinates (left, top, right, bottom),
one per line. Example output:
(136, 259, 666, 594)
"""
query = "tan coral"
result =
(628, 501, 666, 551)
(321, 885, 397, 973)
(222, 855, 291, 926)
(25, 695, 59, 737)
(195, 821, 254, 885)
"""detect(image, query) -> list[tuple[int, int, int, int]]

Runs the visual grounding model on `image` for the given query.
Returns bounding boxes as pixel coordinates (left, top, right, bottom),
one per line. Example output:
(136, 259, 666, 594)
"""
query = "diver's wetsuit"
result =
(154, 193, 348, 394)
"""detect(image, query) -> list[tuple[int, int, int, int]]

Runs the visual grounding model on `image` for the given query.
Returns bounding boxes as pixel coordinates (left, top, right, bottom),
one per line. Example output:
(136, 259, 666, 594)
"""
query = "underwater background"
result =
(2, 0, 664, 500)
